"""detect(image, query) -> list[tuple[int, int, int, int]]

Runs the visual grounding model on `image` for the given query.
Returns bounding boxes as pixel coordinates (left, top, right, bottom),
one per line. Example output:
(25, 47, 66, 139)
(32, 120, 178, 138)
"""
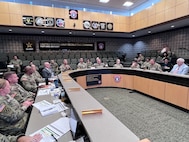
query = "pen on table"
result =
(51, 134, 58, 142)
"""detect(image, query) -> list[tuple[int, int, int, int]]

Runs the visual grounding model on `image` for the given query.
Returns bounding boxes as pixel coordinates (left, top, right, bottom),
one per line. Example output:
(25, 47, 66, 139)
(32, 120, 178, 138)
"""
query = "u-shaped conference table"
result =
(26, 68, 189, 142)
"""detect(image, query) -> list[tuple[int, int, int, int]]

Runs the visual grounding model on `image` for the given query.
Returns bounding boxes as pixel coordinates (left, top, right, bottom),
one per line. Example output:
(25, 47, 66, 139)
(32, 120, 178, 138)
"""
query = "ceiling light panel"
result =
(123, 1, 134, 7)
(99, 0, 110, 3)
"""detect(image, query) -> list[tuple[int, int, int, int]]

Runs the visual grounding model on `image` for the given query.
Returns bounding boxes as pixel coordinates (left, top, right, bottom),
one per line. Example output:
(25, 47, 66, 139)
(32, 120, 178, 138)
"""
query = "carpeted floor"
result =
(86, 88, 189, 142)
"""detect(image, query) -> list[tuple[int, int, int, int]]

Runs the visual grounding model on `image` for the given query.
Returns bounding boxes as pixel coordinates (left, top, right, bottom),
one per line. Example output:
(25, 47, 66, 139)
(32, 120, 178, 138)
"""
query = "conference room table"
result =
(26, 67, 189, 142)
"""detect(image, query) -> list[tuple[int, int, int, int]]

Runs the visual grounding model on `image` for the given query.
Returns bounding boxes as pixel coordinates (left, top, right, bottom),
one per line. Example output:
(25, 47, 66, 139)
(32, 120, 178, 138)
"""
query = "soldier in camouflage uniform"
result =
(0, 79, 32, 135)
(59, 59, 72, 72)
(147, 58, 162, 72)
(8, 55, 22, 73)
(86, 59, 92, 68)
(20, 66, 38, 93)
(113, 59, 123, 68)
(0, 133, 42, 142)
(4, 71, 35, 103)
(31, 64, 45, 83)
(50, 60, 60, 75)
(77, 58, 87, 69)
(93, 58, 105, 68)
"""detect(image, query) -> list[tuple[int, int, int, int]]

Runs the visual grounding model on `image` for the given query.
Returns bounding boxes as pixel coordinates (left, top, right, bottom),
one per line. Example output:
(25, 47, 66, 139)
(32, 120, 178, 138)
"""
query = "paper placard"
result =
(68, 88, 80, 92)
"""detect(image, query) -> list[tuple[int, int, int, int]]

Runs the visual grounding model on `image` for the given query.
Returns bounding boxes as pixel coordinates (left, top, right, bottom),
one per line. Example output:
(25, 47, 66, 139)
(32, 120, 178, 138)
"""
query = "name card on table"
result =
(82, 109, 102, 115)
(68, 87, 80, 92)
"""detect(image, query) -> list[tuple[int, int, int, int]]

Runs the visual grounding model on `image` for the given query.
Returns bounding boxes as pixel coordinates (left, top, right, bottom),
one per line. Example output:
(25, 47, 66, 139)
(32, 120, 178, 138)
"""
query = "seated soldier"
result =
(20, 66, 38, 93)
(130, 60, 140, 69)
(8, 55, 22, 74)
(147, 58, 162, 72)
(59, 59, 72, 72)
(31, 64, 45, 83)
(77, 58, 87, 69)
(4, 71, 35, 103)
(86, 59, 92, 68)
(93, 58, 105, 68)
(113, 59, 123, 68)
(50, 60, 59, 75)
(0, 79, 32, 135)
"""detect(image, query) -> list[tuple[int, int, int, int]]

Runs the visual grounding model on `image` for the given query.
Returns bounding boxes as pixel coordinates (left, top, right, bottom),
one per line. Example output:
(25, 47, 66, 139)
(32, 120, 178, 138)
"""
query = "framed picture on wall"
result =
(23, 41, 36, 51)
(69, 9, 78, 19)
(97, 42, 105, 51)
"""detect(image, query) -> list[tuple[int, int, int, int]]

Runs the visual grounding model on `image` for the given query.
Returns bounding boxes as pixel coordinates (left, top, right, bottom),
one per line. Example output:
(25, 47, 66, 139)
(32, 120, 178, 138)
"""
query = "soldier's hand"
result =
(17, 134, 42, 142)
(22, 100, 34, 107)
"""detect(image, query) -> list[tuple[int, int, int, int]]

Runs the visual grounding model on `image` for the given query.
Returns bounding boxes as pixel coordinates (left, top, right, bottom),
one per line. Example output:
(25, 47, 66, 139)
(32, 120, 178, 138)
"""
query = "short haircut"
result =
(177, 58, 185, 63)
(3, 71, 16, 80)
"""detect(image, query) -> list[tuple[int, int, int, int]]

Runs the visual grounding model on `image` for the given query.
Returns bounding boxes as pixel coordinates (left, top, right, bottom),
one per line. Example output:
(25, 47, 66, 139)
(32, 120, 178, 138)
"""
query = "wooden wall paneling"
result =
(54, 8, 65, 18)
(175, 2, 189, 18)
(133, 76, 149, 95)
(164, 83, 188, 109)
(32, 5, 44, 16)
(165, 0, 176, 10)
(10, 14, 22, 26)
(0, 2, 9, 14)
(187, 88, 189, 110)
(21, 4, 33, 15)
(147, 6, 156, 17)
(76, 76, 87, 89)
(81, 11, 91, 20)
(0, 13, 10, 25)
(148, 79, 165, 100)
(43, 6, 55, 17)
(164, 7, 176, 21)
(8, 2, 22, 14)
(147, 15, 156, 27)
(155, 11, 165, 24)
(155, 0, 165, 14)
(124, 75, 133, 90)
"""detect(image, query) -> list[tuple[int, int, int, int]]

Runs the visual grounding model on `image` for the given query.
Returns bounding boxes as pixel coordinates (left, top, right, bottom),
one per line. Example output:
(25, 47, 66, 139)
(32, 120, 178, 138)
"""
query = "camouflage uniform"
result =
(0, 133, 18, 142)
(51, 62, 59, 75)
(20, 74, 38, 93)
(113, 63, 123, 68)
(59, 64, 71, 72)
(86, 61, 92, 68)
(32, 71, 45, 83)
(77, 62, 87, 69)
(10, 83, 35, 102)
(0, 95, 28, 135)
(147, 63, 162, 71)
(141, 61, 150, 69)
(9, 59, 22, 73)
(93, 63, 105, 68)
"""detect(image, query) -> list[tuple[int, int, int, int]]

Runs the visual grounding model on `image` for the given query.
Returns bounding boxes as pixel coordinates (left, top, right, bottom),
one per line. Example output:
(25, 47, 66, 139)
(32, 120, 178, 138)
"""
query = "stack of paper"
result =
(33, 100, 69, 116)
(32, 100, 58, 116)
(30, 117, 70, 142)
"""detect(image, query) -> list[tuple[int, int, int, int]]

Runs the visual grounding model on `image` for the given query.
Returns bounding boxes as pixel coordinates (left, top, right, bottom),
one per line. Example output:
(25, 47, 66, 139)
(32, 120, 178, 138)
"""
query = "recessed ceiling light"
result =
(148, 30, 151, 33)
(8, 29, 12, 32)
(69, 31, 72, 35)
(123, 1, 134, 7)
(41, 31, 45, 33)
(132, 34, 135, 37)
(92, 32, 95, 36)
(99, 0, 109, 3)
(171, 25, 175, 28)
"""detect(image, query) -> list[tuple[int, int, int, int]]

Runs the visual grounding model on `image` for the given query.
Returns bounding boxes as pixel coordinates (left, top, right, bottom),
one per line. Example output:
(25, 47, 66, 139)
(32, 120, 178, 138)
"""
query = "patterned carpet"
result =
(86, 88, 189, 142)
